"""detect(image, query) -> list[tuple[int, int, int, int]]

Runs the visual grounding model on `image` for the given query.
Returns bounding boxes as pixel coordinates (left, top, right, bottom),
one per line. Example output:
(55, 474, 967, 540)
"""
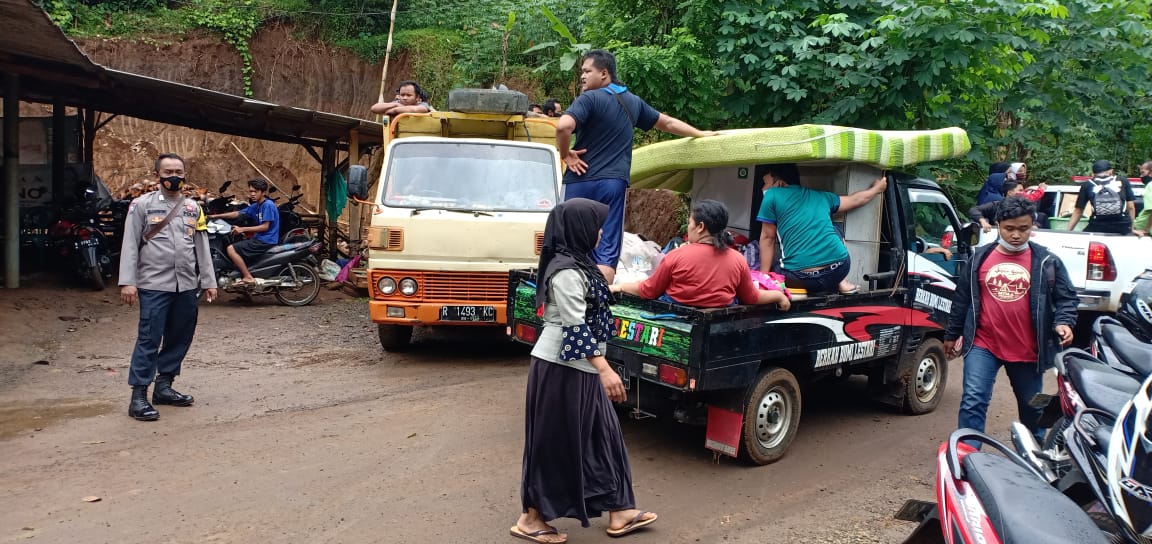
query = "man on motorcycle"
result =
(943, 196, 1079, 443)
(208, 178, 280, 284)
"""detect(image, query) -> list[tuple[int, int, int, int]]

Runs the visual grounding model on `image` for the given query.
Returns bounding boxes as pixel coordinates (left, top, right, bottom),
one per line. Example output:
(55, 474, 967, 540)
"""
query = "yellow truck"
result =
(366, 89, 560, 350)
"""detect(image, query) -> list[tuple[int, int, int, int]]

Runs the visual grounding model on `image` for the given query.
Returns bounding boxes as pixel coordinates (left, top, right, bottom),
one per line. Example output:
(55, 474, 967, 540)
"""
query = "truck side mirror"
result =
(958, 222, 980, 248)
(347, 165, 369, 200)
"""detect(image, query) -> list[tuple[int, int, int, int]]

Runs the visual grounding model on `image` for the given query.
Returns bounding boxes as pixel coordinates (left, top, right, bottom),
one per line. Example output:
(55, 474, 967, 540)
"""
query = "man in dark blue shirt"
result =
(209, 178, 280, 283)
(557, 49, 718, 283)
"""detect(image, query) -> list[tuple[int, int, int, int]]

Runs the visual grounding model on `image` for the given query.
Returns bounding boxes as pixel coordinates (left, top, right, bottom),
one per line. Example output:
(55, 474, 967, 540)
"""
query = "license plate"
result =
(614, 364, 629, 390)
(75, 239, 98, 248)
(439, 305, 496, 322)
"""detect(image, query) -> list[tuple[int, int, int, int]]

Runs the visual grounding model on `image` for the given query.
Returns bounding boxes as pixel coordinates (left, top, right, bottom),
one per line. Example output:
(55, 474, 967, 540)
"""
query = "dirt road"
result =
(0, 281, 1031, 544)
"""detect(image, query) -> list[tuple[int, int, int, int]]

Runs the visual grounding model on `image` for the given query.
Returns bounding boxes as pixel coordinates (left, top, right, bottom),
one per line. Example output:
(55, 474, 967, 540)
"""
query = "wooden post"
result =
(3, 74, 20, 288)
(348, 129, 361, 256)
(51, 98, 66, 200)
(322, 141, 338, 259)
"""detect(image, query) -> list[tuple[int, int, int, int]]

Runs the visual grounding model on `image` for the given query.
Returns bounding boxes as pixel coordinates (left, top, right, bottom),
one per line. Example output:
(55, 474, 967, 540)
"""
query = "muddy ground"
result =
(0, 278, 1032, 544)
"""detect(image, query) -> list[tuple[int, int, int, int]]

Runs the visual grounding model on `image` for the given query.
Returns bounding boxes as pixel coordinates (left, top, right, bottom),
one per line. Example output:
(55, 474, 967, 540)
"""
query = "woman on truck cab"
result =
(611, 200, 791, 310)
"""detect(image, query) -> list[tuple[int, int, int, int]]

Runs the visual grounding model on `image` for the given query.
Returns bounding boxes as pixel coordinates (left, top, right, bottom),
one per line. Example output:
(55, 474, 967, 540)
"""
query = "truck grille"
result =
(371, 269, 508, 302)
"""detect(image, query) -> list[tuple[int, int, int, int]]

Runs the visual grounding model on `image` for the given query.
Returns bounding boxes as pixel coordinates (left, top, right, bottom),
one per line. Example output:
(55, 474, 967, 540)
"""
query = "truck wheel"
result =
(900, 338, 947, 415)
(378, 324, 413, 352)
(741, 367, 801, 465)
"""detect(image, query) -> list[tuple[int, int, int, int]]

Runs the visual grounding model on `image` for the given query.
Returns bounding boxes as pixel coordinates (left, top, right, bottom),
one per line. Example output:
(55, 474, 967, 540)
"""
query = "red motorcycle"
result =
(896, 428, 1109, 544)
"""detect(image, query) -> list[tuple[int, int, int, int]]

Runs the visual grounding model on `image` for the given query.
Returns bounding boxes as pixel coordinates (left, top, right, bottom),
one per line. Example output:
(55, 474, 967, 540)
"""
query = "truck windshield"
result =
(381, 141, 559, 212)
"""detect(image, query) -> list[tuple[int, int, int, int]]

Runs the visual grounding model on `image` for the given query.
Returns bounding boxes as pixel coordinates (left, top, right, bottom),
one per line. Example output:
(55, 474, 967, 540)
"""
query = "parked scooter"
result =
(206, 218, 322, 306)
(48, 186, 114, 290)
(1012, 370, 1152, 544)
(1093, 271, 1152, 375)
(895, 428, 1109, 544)
(273, 184, 309, 242)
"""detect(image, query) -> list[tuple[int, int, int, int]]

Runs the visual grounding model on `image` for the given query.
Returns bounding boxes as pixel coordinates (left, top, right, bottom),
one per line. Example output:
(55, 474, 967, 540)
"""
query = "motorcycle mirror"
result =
(219, 180, 232, 193)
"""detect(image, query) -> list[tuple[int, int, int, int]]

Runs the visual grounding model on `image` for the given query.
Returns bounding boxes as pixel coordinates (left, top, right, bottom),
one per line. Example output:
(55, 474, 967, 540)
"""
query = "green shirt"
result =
(757, 184, 848, 270)
(1134, 187, 1152, 231)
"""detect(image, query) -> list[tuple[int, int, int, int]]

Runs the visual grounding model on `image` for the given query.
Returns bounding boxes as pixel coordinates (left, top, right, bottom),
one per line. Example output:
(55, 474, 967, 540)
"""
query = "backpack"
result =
(1091, 177, 1126, 216)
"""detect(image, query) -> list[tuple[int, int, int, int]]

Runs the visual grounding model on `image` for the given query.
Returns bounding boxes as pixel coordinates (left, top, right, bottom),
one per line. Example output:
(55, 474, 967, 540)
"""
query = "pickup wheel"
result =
(900, 338, 947, 415)
(378, 324, 413, 352)
(741, 367, 801, 465)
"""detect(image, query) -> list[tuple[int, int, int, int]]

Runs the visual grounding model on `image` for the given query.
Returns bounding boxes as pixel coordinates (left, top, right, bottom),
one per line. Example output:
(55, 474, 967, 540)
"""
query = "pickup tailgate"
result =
(1031, 230, 1090, 289)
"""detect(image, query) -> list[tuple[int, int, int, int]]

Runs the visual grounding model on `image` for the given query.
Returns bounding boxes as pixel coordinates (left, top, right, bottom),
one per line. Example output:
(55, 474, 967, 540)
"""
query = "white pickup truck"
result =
(976, 182, 1151, 322)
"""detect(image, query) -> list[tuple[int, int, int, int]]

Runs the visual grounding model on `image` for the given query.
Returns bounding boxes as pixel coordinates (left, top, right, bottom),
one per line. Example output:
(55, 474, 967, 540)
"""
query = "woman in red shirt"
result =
(611, 200, 791, 310)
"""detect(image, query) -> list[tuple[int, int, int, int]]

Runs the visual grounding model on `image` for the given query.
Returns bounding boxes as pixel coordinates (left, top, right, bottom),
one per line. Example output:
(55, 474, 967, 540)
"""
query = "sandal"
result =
(606, 511, 658, 538)
(510, 525, 566, 544)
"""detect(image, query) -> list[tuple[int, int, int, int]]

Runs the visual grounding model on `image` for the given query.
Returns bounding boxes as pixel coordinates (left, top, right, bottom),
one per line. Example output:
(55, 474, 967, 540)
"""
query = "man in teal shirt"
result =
(757, 163, 887, 294)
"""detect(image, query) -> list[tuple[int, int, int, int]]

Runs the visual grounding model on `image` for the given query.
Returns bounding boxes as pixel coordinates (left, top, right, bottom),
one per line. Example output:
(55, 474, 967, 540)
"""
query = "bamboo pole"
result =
(375, 0, 401, 123)
(229, 141, 316, 214)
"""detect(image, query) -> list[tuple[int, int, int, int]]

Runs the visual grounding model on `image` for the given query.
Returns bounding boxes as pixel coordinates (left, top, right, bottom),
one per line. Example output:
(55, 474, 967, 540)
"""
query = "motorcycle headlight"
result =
(399, 278, 418, 296)
(377, 277, 396, 295)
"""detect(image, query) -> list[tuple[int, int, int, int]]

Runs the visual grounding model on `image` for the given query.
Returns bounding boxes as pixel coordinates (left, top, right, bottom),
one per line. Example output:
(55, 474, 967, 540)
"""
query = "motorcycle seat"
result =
(962, 451, 1109, 544)
(1065, 352, 1142, 417)
(265, 239, 313, 255)
(1100, 321, 1152, 376)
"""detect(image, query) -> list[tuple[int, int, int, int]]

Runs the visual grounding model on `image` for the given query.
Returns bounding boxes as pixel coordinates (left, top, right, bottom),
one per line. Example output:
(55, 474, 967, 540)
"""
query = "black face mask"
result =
(159, 175, 184, 192)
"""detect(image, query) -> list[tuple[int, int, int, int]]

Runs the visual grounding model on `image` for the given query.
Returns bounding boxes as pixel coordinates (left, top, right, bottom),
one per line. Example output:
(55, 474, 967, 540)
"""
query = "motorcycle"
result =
(206, 218, 323, 306)
(895, 428, 1109, 544)
(273, 184, 309, 242)
(48, 186, 114, 290)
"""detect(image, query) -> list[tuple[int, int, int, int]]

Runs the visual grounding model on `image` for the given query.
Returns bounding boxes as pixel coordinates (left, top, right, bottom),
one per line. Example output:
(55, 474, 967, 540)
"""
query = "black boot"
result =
(129, 385, 159, 421)
(152, 375, 194, 406)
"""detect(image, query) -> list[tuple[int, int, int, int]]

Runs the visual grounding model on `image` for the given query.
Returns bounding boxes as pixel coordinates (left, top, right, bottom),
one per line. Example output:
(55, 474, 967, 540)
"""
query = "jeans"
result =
(128, 288, 200, 386)
(783, 256, 850, 294)
(958, 346, 1045, 443)
(563, 178, 628, 269)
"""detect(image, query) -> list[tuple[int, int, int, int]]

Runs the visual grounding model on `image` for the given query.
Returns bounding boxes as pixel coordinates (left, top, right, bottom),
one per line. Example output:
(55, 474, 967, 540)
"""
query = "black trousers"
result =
(128, 288, 199, 386)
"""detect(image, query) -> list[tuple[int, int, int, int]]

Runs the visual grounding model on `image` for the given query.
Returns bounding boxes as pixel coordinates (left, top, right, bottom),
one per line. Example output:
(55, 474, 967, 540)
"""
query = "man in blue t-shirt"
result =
(757, 163, 886, 295)
(557, 49, 719, 283)
(209, 178, 280, 284)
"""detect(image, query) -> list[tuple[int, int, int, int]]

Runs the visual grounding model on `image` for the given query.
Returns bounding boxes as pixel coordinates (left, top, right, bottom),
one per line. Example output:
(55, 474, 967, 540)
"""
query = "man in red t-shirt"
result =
(943, 196, 1079, 443)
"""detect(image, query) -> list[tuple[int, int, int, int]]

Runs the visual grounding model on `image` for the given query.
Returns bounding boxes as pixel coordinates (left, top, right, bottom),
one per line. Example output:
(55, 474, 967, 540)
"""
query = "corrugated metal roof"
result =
(0, 0, 384, 149)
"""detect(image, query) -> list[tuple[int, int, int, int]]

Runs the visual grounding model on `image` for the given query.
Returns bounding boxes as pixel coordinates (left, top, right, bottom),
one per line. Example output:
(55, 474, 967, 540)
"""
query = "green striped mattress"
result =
(629, 125, 970, 191)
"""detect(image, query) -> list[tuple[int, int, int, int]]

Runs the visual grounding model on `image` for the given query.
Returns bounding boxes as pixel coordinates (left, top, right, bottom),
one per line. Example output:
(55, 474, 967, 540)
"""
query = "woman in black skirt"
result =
(511, 198, 658, 543)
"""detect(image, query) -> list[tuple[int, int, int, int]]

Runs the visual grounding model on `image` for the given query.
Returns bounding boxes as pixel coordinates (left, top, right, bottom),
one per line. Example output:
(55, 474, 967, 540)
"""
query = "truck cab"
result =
(367, 90, 561, 350)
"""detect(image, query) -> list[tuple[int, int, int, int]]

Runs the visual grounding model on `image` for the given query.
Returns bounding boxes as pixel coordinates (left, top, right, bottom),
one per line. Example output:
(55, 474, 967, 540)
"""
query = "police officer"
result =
(119, 153, 217, 421)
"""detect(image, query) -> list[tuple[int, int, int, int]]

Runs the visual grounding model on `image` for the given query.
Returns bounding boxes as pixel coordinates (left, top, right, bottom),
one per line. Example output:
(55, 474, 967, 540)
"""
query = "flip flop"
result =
(510, 525, 566, 544)
(606, 511, 658, 538)
(838, 286, 860, 295)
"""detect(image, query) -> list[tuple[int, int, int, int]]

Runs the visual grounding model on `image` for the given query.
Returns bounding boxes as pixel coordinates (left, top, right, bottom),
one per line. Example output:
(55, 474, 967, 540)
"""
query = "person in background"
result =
(611, 200, 791, 310)
(543, 98, 563, 118)
(976, 162, 1011, 205)
(1134, 160, 1152, 237)
(119, 153, 217, 421)
(529, 104, 544, 115)
(757, 163, 886, 295)
(1067, 159, 1137, 234)
(971, 179, 1051, 234)
(370, 80, 432, 116)
(512, 198, 658, 544)
(557, 49, 718, 284)
(208, 179, 281, 284)
(944, 196, 1078, 444)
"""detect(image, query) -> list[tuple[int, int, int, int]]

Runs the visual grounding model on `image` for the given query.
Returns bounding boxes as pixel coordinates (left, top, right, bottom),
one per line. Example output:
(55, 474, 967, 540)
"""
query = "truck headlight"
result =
(377, 277, 396, 295)
(399, 278, 418, 296)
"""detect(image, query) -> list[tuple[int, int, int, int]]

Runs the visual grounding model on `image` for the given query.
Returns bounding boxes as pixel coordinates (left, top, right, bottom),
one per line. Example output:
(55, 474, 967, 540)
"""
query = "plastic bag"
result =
(319, 259, 342, 281)
(335, 254, 362, 283)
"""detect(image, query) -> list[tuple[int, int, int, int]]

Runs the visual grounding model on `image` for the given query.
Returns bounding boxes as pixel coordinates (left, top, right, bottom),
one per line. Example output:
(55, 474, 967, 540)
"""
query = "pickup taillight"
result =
(1087, 242, 1116, 281)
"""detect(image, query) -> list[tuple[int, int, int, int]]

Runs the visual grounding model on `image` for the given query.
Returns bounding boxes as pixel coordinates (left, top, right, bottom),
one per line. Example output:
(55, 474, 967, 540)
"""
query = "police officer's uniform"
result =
(119, 190, 216, 419)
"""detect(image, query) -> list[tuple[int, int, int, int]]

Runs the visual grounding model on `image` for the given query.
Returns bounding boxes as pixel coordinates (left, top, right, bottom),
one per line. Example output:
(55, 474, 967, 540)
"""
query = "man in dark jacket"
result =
(944, 196, 1078, 442)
